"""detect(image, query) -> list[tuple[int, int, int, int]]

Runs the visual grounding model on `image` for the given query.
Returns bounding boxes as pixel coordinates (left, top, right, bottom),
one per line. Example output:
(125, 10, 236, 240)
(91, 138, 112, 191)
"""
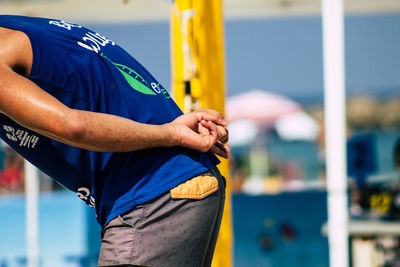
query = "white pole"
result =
(321, 0, 349, 267)
(25, 160, 39, 267)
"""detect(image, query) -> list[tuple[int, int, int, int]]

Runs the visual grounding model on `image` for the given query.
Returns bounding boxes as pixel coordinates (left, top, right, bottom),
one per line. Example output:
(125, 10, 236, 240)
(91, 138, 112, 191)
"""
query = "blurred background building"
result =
(1, 0, 400, 266)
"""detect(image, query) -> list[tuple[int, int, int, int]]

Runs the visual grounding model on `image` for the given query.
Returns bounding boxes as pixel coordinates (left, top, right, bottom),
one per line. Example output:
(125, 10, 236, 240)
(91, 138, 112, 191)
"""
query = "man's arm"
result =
(0, 63, 228, 156)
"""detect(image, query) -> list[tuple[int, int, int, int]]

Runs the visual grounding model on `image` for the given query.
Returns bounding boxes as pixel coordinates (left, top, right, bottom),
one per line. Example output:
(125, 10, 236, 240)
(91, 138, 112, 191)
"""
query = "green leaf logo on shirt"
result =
(100, 53, 156, 95)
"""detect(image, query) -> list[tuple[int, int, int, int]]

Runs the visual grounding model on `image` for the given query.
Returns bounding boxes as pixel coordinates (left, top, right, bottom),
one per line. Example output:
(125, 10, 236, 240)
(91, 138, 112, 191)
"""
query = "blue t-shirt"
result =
(0, 15, 219, 227)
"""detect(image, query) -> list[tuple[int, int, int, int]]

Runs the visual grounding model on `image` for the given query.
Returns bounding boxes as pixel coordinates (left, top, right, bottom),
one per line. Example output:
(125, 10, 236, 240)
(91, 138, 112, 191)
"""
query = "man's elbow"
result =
(63, 110, 88, 144)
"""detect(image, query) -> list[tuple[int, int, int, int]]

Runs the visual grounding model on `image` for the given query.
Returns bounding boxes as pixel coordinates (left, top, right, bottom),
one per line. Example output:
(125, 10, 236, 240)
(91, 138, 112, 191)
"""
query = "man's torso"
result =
(0, 15, 219, 226)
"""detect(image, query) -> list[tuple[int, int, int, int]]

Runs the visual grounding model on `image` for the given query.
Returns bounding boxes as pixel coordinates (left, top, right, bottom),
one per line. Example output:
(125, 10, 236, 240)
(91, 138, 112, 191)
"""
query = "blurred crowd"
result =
(0, 146, 24, 195)
(0, 143, 59, 196)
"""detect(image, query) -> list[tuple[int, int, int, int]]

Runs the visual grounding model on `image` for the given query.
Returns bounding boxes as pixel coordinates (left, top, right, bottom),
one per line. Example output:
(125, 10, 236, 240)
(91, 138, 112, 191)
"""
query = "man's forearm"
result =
(57, 109, 177, 152)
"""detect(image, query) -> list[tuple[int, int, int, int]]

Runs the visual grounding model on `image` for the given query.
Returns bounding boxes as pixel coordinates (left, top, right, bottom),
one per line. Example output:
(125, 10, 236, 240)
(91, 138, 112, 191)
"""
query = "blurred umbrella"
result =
(227, 119, 259, 146)
(226, 89, 319, 142)
(226, 89, 301, 123)
(275, 111, 319, 141)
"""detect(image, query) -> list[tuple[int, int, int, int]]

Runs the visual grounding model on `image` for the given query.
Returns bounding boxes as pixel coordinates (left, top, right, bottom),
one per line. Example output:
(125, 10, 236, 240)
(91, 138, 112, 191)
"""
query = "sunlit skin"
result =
(0, 27, 230, 158)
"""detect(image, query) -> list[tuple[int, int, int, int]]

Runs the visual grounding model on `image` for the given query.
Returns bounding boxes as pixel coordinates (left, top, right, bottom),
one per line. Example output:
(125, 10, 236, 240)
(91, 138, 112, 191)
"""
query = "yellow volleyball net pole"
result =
(170, 0, 233, 266)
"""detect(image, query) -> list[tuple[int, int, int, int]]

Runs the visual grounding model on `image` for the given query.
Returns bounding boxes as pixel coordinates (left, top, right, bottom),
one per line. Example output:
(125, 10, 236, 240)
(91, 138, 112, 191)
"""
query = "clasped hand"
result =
(170, 109, 230, 158)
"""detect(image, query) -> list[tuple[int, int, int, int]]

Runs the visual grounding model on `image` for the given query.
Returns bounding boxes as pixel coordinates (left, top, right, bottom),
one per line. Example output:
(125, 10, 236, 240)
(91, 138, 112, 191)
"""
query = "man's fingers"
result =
(216, 125, 228, 144)
(197, 121, 210, 135)
(197, 111, 227, 127)
(215, 141, 230, 154)
(202, 120, 228, 143)
(200, 120, 230, 158)
(199, 120, 218, 149)
(209, 142, 230, 159)
(195, 108, 223, 119)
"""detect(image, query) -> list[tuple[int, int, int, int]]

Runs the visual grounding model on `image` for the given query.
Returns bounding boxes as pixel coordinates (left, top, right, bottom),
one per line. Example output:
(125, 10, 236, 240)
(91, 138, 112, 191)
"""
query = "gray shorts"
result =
(98, 168, 226, 267)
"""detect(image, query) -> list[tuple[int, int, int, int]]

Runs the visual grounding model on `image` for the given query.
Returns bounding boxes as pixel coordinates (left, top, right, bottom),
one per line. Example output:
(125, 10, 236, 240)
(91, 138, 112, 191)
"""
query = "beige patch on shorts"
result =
(170, 175, 218, 200)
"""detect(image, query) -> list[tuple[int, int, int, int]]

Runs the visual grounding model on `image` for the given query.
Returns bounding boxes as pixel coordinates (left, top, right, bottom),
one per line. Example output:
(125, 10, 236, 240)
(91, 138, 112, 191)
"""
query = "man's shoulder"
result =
(0, 27, 32, 76)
